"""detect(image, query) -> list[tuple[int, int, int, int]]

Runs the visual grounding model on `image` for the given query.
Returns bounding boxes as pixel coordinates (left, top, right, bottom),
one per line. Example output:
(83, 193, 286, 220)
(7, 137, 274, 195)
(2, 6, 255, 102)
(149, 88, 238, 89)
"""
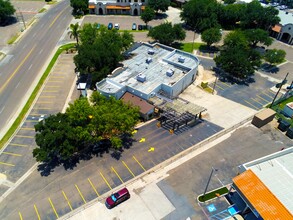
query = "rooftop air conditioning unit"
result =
(146, 57, 152, 64)
(148, 49, 155, 55)
(166, 69, 174, 77)
(137, 73, 146, 82)
(178, 56, 185, 63)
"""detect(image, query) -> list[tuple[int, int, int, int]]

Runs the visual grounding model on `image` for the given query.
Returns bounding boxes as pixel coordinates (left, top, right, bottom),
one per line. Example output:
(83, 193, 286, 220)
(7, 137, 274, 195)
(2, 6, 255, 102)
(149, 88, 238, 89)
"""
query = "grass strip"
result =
(198, 186, 228, 202)
(38, 8, 47, 13)
(271, 96, 293, 126)
(0, 43, 76, 149)
(7, 34, 20, 44)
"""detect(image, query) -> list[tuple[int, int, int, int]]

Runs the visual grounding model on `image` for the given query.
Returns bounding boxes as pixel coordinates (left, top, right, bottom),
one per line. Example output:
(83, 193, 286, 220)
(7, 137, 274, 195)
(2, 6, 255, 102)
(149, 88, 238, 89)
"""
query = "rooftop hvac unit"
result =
(148, 49, 155, 55)
(146, 57, 152, 64)
(137, 73, 146, 82)
(278, 120, 290, 132)
(178, 56, 185, 63)
(166, 69, 174, 77)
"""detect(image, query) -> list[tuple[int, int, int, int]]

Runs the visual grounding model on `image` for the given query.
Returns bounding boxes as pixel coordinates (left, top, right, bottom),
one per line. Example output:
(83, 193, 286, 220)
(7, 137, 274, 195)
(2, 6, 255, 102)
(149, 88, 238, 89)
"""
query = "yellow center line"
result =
(10, 143, 28, 147)
(133, 156, 146, 172)
(87, 178, 100, 197)
(48, 197, 59, 218)
(244, 100, 259, 110)
(257, 95, 270, 102)
(62, 190, 73, 211)
(2, 152, 22, 157)
(75, 184, 87, 204)
(0, 161, 15, 166)
(19, 212, 23, 220)
(49, 6, 69, 28)
(20, 127, 35, 130)
(100, 172, 112, 190)
(15, 135, 34, 138)
(111, 167, 124, 183)
(122, 161, 135, 177)
(0, 46, 36, 93)
(34, 204, 41, 220)
(251, 98, 264, 106)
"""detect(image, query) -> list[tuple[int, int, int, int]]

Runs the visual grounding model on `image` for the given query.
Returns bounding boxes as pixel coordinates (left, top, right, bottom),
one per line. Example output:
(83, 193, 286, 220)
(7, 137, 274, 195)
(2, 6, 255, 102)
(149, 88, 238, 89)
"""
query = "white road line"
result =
(40, 23, 44, 28)
(0, 106, 5, 114)
(39, 49, 43, 55)
(33, 33, 37, 38)
(28, 64, 33, 70)
(15, 82, 20, 89)
(22, 44, 27, 49)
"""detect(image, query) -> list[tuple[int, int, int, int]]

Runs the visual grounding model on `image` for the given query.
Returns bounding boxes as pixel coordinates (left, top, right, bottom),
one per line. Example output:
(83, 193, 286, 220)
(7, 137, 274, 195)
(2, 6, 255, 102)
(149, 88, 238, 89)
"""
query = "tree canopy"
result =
(201, 28, 222, 47)
(148, 0, 170, 13)
(264, 49, 286, 65)
(74, 24, 134, 85)
(244, 29, 273, 47)
(0, 0, 15, 25)
(33, 93, 140, 163)
(70, 0, 88, 15)
(141, 6, 155, 26)
(148, 22, 186, 45)
(68, 23, 81, 45)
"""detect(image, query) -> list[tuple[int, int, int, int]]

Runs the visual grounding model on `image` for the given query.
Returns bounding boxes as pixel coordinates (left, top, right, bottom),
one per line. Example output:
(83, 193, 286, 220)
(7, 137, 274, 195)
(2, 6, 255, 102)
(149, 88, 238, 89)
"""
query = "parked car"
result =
(138, 24, 143, 30)
(108, 22, 113, 30)
(114, 23, 120, 30)
(132, 23, 137, 30)
(105, 188, 130, 209)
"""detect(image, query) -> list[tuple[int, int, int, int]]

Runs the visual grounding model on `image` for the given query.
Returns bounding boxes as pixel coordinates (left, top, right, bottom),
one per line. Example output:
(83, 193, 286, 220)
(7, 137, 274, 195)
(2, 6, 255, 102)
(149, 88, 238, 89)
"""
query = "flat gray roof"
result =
(242, 147, 293, 214)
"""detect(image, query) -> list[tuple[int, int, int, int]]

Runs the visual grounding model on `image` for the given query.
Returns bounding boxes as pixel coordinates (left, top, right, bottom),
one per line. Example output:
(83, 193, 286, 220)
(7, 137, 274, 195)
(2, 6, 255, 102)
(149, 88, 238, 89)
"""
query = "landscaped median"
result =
(0, 43, 76, 149)
(197, 186, 229, 203)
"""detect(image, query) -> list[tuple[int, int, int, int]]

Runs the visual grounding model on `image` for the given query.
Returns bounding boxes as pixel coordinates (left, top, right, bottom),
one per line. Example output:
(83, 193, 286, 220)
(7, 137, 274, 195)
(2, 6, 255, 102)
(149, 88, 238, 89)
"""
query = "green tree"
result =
(147, 22, 186, 45)
(148, 0, 170, 13)
(264, 49, 286, 65)
(224, 0, 236, 4)
(141, 6, 155, 27)
(217, 4, 245, 29)
(0, 0, 15, 24)
(214, 30, 261, 79)
(70, 0, 88, 15)
(201, 28, 222, 47)
(180, 0, 221, 32)
(68, 23, 81, 45)
(244, 29, 273, 47)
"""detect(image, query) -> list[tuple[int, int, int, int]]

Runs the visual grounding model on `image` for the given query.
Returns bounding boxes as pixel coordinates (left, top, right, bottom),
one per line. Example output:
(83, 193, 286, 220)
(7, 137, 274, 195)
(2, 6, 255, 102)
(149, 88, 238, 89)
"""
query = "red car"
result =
(105, 188, 130, 209)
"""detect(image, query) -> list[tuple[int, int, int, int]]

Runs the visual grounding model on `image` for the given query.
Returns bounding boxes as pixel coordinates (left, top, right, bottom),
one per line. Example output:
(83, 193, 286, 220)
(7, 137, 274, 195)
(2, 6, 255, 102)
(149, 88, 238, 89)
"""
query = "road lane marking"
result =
(0, 46, 36, 93)
(268, 90, 275, 94)
(20, 127, 34, 130)
(15, 82, 20, 89)
(100, 172, 112, 190)
(28, 64, 33, 70)
(19, 212, 23, 220)
(87, 178, 100, 197)
(75, 184, 87, 204)
(251, 98, 264, 106)
(34, 204, 41, 220)
(262, 91, 274, 98)
(50, 76, 64, 79)
(0, 106, 5, 114)
(39, 96, 56, 98)
(48, 197, 59, 218)
(10, 143, 28, 147)
(0, 161, 15, 166)
(257, 95, 270, 102)
(42, 90, 58, 92)
(215, 84, 225, 90)
(39, 49, 43, 55)
(133, 156, 146, 172)
(122, 161, 135, 177)
(62, 191, 73, 211)
(111, 167, 124, 183)
(49, 6, 69, 28)
(37, 101, 53, 104)
(221, 82, 232, 87)
(15, 135, 34, 138)
(2, 152, 22, 156)
(244, 100, 259, 110)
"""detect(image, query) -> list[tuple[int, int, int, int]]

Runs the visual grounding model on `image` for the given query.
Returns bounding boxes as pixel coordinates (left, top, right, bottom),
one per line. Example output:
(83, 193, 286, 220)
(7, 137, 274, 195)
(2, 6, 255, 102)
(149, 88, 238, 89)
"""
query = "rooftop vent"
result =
(148, 49, 155, 55)
(166, 69, 174, 77)
(146, 57, 152, 64)
(178, 56, 185, 63)
(137, 73, 146, 82)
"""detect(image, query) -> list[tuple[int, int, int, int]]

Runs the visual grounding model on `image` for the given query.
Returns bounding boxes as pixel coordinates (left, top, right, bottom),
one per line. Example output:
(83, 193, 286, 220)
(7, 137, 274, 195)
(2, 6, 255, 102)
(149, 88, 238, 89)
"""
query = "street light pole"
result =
(270, 72, 289, 108)
(203, 167, 217, 198)
(191, 29, 196, 53)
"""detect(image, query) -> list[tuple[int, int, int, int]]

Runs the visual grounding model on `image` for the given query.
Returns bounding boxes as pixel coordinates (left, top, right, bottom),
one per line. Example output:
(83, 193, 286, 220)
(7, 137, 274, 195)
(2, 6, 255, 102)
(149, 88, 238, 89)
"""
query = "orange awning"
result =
(88, 5, 95, 9)
(141, 6, 145, 10)
(233, 170, 293, 220)
(272, 25, 281, 33)
(106, 5, 131, 10)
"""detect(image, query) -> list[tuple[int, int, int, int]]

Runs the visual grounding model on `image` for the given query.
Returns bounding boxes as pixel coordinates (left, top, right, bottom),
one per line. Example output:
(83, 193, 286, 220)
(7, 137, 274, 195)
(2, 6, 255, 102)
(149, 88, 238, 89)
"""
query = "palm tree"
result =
(68, 23, 81, 45)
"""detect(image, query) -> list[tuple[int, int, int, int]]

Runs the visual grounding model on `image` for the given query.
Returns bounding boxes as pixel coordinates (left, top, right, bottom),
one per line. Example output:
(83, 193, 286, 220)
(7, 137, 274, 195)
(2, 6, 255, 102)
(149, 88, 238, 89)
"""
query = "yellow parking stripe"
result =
(122, 161, 135, 177)
(262, 91, 273, 98)
(10, 143, 28, 147)
(268, 90, 275, 94)
(75, 184, 87, 204)
(20, 127, 34, 130)
(244, 100, 259, 110)
(48, 198, 59, 218)
(100, 172, 112, 190)
(215, 84, 224, 90)
(111, 167, 124, 183)
(62, 191, 73, 211)
(0, 161, 15, 166)
(87, 178, 100, 197)
(251, 98, 264, 106)
(34, 204, 41, 220)
(19, 212, 23, 220)
(133, 156, 146, 172)
(2, 152, 22, 157)
(221, 82, 231, 87)
(257, 95, 270, 102)
(15, 135, 34, 138)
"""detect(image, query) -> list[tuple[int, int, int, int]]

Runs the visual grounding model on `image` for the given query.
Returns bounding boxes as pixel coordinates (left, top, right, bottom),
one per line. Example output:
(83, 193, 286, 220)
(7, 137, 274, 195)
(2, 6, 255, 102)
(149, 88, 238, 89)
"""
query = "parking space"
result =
(209, 73, 282, 111)
(0, 53, 77, 183)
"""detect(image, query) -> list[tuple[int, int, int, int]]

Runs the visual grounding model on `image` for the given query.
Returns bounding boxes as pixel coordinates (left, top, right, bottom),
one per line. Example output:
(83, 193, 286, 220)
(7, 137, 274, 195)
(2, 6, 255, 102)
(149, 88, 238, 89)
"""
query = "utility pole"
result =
(203, 167, 217, 198)
(17, 7, 26, 30)
(191, 29, 196, 53)
(270, 72, 289, 108)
